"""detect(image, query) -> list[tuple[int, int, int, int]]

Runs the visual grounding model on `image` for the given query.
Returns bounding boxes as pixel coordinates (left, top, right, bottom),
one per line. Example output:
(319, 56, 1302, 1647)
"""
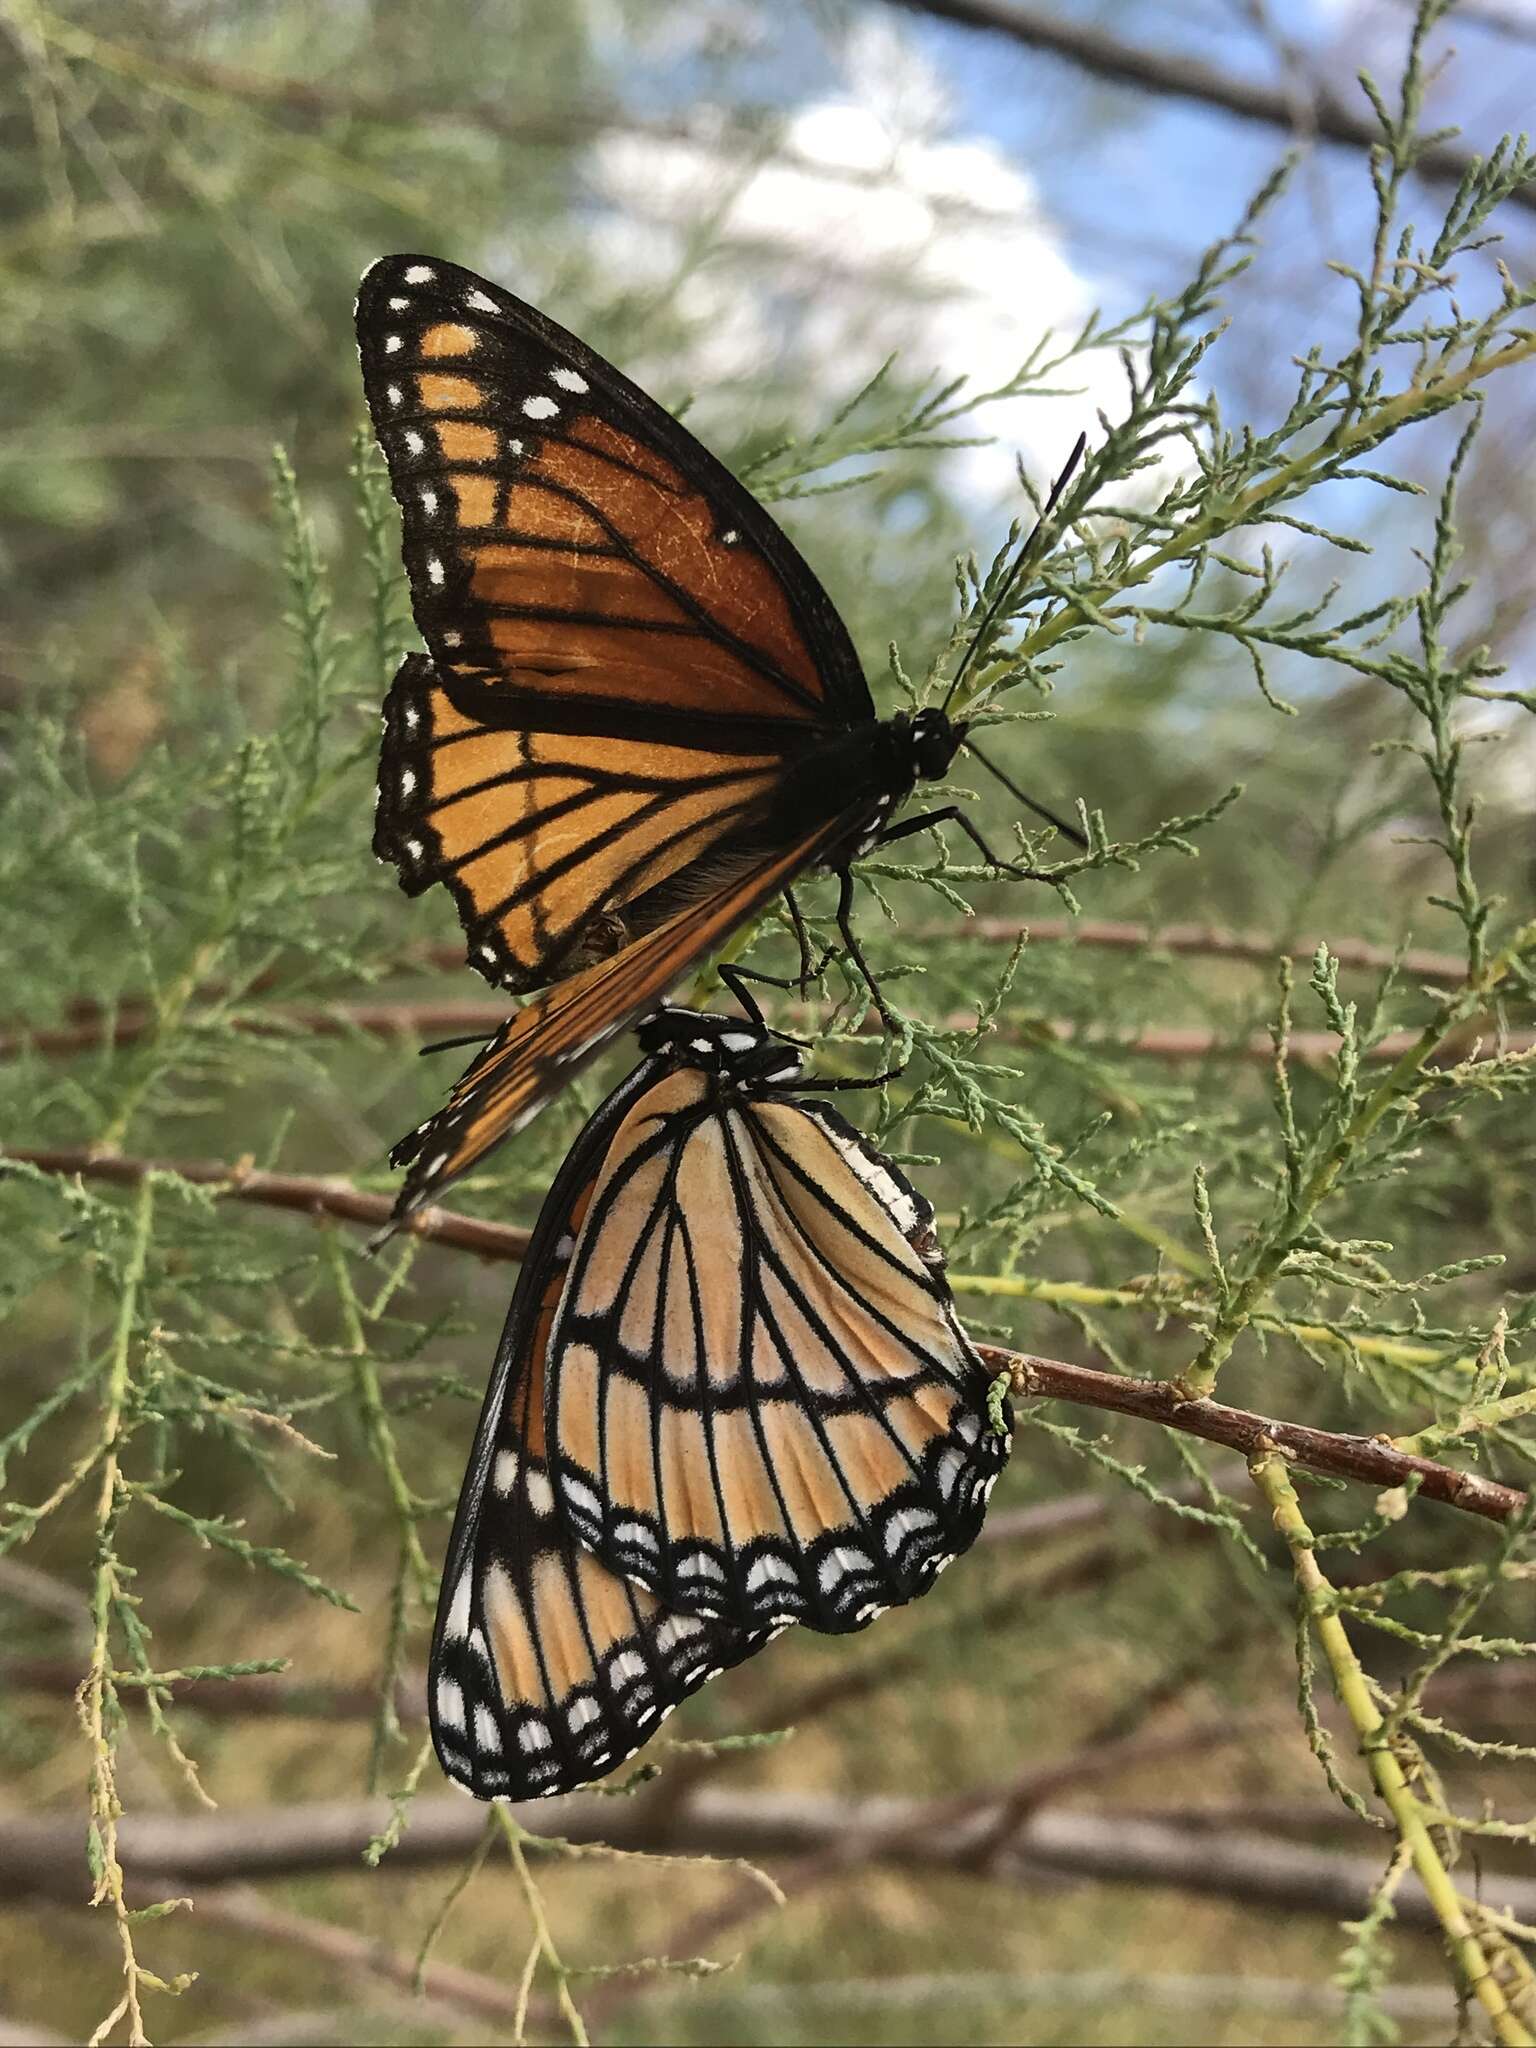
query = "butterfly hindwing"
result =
(357, 254, 874, 992)
(429, 1059, 772, 1801)
(542, 1070, 1010, 1636)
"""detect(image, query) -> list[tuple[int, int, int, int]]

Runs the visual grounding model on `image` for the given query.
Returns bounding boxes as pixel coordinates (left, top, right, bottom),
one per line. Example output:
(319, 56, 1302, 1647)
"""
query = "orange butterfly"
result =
(429, 1005, 1009, 1799)
(357, 255, 1079, 1220)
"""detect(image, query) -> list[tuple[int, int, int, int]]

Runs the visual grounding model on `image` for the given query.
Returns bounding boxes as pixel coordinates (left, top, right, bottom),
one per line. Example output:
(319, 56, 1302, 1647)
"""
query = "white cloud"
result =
(583, 25, 1134, 511)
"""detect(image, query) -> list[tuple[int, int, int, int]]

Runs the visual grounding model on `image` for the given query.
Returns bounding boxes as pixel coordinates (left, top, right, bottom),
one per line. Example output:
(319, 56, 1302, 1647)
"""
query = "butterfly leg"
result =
(832, 864, 903, 1033)
(878, 806, 1053, 883)
(803, 1050, 910, 1092)
(716, 963, 768, 1026)
(718, 890, 840, 1004)
(785, 887, 823, 991)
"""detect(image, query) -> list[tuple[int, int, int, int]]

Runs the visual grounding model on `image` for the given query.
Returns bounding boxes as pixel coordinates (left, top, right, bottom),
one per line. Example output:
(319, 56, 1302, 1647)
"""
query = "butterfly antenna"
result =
(940, 431, 1087, 717)
(965, 739, 1088, 849)
(418, 1030, 494, 1057)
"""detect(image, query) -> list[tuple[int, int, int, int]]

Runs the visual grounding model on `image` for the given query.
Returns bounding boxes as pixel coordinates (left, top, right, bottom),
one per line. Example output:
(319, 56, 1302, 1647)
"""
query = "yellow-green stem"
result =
(493, 1807, 589, 2047)
(325, 1230, 433, 1598)
(1251, 1448, 1534, 2047)
(79, 1179, 162, 2048)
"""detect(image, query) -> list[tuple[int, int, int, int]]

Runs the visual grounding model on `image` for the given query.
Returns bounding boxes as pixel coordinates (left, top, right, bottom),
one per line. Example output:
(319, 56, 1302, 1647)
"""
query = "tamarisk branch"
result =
(3, 1146, 1522, 1526)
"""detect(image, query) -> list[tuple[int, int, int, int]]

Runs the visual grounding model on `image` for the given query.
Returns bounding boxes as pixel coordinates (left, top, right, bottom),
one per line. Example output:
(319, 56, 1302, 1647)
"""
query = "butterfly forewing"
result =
(430, 1061, 771, 1801)
(357, 254, 873, 992)
(543, 1079, 1009, 1635)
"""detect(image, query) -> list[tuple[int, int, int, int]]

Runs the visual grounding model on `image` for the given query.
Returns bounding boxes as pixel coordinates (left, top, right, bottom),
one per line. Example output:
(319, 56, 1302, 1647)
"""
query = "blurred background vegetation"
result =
(3, 2, 1536, 2043)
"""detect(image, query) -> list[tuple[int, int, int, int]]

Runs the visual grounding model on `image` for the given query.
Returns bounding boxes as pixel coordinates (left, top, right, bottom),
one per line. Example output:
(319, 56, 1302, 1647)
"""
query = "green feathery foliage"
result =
(3, 4, 1535, 2043)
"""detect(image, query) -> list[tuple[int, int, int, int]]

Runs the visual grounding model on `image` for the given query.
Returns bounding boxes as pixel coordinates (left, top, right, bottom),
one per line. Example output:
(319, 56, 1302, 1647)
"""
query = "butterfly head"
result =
(907, 706, 963, 783)
(636, 1007, 804, 1088)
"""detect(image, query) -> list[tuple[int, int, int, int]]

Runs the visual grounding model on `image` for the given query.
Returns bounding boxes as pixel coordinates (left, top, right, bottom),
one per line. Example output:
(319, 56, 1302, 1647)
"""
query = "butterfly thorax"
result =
(746, 704, 964, 863)
(635, 1006, 804, 1089)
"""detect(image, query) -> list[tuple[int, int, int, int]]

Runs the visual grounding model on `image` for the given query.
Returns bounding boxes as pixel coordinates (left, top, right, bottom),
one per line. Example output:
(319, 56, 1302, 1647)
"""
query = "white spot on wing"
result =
(404, 264, 436, 284)
(745, 1555, 798, 1591)
(677, 1553, 725, 1582)
(426, 554, 445, 585)
(524, 1467, 555, 1517)
(493, 1448, 520, 1496)
(444, 1569, 473, 1639)
(883, 1506, 937, 1556)
(568, 1698, 601, 1732)
(550, 366, 588, 392)
(474, 1706, 502, 1754)
(522, 394, 559, 420)
(419, 488, 438, 514)
(435, 1678, 466, 1732)
(818, 1546, 873, 1594)
(465, 288, 498, 312)
(560, 1472, 602, 1521)
(403, 429, 425, 455)
(518, 1718, 552, 1753)
(384, 335, 403, 354)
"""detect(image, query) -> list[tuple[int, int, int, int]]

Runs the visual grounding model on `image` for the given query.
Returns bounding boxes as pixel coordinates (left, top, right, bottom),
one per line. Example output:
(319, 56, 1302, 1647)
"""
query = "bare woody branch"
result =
(881, 0, 1536, 216)
(0, 1147, 530, 1263)
(986, 1349, 1526, 1526)
(5, 1000, 1524, 1069)
(3, 1147, 1522, 1525)
(0, 921, 1478, 1063)
(6, 1789, 1534, 1933)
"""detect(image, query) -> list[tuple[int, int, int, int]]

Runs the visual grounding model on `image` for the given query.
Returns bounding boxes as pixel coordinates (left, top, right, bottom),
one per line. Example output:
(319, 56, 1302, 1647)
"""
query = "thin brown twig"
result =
(5, 998, 1523, 1068)
(989, 1348, 1526, 1526)
(4, 1145, 1520, 1525)
(0, 1147, 530, 1262)
(0, 919, 1482, 1063)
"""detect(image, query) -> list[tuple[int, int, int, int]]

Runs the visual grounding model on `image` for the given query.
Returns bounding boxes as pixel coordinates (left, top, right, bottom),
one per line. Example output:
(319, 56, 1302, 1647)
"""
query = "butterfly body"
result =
(428, 1005, 1009, 1798)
